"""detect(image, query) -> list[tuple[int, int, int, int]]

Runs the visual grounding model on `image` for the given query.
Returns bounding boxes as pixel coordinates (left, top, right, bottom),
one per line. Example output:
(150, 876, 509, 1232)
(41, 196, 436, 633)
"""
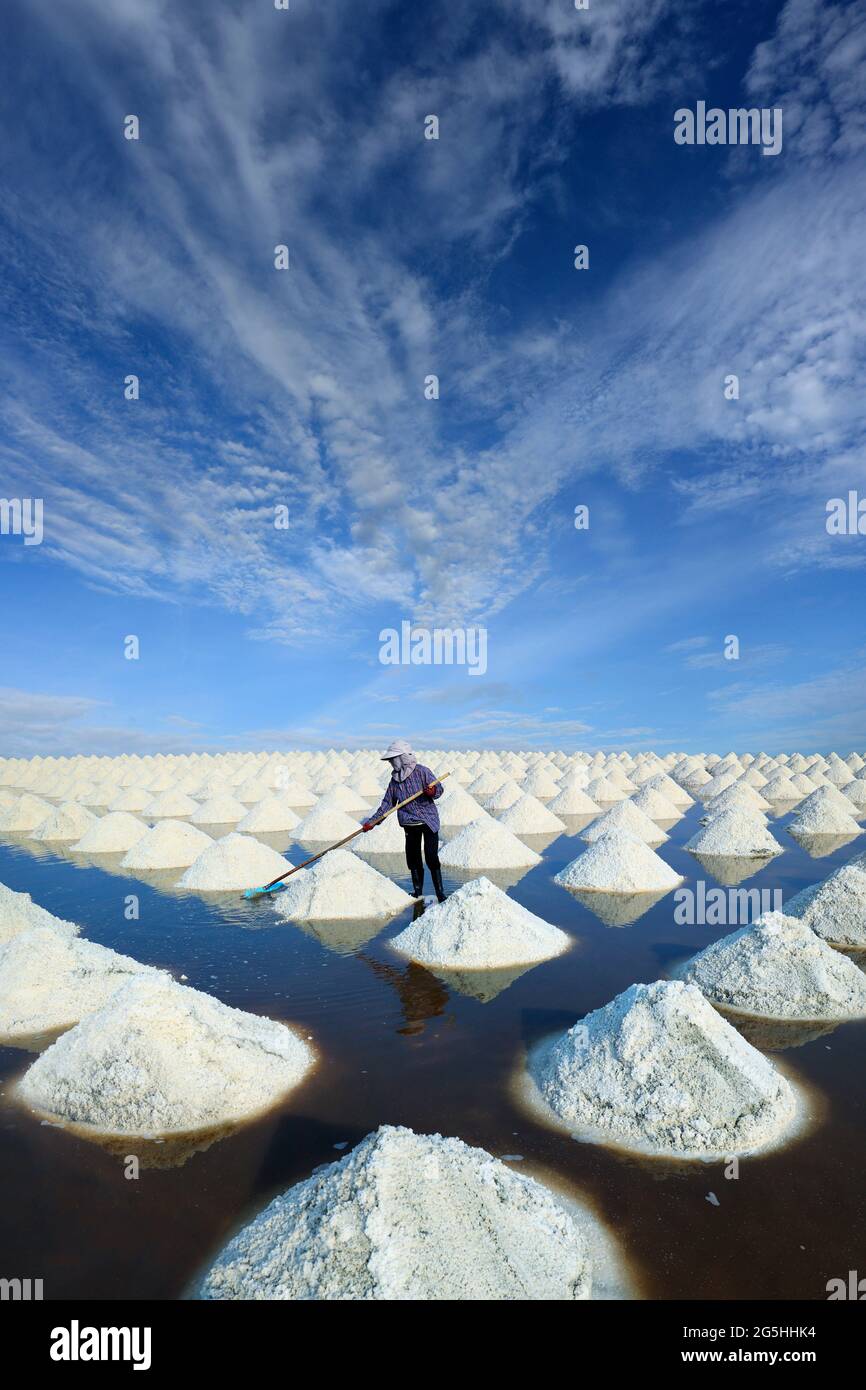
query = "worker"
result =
(362, 738, 446, 902)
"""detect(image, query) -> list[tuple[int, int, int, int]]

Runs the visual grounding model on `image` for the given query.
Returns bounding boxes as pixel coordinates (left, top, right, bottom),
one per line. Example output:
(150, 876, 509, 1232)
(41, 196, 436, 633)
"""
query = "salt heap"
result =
(273, 849, 413, 921)
(190, 794, 247, 825)
(586, 775, 626, 803)
(18, 976, 314, 1135)
(438, 784, 487, 825)
(789, 788, 862, 837)
(555, 829, 683, 894)
(682, 912, 866, 1020)
(71, 812, 150, 854)
(178, 833, 291, 892)
(785, 857, 866, 948)
(292, 803, 361, 842)
(685, 809, 783, 859)
(391, 876, 570, 969)
(630, 785, 681, 823)
(526, 979, 798, 1159)
(0, 794, 54, 832)
(30, 802, 97, 843)
(548, 782, 600, 816)
(141, 789, 200, 818)
(439, 818, 542, 870)
(196, 1125, 592, 1301)
(121, 820, 214, 871)
(581, 800, 667, 847)
(0, 928, 166, 1041)
(0, 881, 80, 945)
(497, 794, 566, 835)
(354, 808, 409, 853)
(236, 799, 301, 834)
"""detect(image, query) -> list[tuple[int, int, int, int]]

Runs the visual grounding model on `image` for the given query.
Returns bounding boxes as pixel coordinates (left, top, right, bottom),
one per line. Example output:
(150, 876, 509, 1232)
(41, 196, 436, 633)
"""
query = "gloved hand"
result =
(424, 784, 437, 797)
(361, 821, 374, 832)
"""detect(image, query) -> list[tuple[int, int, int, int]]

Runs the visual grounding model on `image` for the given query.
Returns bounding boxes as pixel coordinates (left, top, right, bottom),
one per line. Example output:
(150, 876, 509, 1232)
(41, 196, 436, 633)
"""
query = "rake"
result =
(242, 772, 450, 899)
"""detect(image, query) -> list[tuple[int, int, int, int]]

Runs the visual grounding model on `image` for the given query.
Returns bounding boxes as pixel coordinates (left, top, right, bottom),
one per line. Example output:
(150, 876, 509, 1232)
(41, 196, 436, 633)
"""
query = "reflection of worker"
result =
(358, 953, 449, 1037)
(362, 738, 446, 902)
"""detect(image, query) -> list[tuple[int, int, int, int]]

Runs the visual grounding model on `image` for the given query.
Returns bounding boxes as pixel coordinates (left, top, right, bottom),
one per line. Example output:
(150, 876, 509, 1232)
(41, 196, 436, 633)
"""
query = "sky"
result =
(0, 0, 864, 757)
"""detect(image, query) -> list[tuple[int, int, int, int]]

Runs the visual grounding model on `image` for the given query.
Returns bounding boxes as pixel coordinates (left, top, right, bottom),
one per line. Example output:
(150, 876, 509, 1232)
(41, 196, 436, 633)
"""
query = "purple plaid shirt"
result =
(369, 764, 443, 832)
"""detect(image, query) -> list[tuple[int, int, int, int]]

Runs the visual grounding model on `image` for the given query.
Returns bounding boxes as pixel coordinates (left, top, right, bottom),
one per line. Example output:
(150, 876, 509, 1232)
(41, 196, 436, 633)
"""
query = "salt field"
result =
(1, 748, 865, 1300)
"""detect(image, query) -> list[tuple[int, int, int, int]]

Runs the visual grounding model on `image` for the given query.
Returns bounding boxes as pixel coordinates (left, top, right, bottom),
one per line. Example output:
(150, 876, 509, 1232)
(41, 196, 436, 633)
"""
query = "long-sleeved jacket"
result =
(368, 764, 443, 832)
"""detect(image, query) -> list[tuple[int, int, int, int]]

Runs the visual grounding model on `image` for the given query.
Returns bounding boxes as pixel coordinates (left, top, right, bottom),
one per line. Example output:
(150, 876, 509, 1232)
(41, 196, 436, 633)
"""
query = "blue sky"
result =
(1, 0, 864, 756)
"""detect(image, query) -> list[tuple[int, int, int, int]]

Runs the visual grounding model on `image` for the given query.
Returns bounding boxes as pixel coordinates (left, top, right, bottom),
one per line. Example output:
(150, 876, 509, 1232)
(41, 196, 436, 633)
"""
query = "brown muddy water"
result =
(0, 804, 864, 1300)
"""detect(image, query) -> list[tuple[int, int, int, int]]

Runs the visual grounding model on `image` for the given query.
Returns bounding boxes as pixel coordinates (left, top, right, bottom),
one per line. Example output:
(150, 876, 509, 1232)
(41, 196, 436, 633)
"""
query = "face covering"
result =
(389, 753, 417, 782)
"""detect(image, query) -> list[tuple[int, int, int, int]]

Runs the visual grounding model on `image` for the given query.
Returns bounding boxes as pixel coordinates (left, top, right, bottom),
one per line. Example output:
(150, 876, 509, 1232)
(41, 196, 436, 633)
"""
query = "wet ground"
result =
(0, 803, 863, 1300)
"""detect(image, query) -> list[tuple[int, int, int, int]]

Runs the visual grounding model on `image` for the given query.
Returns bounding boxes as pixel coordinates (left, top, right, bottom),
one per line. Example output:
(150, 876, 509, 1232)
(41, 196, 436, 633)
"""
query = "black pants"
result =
(403, 823, 441, 878)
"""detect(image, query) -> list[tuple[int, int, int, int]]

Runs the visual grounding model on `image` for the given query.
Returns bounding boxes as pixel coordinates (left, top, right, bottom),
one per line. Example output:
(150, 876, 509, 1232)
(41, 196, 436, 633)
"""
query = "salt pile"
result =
(555, 829, 683, 894)
(273, 849, 413, 921)
(314, 786, 367, 813)
(236, 799, 301, 834)
(141, 789, 200, 818)
(485, 780, 523, 812)
(644, 772, 693, 806)
(789, 788, 862, 837)
(497, 794, 566, 835)
(72, 812, 150, 854)
(685, 809, 783, 859)
(630, 785, 681, 822)
(121, 820, 214, 871)
(785, 858, 866, 948)
(581, 800, 667, 847)
(178, 833, 291, 892)
(438, 784, 487, 825)
(548, 782, 600, 816)
(190, 794, 247, 825)
(526, 979, 798, 1158)
(354, 807, 409, 853)
(586, 775, 626, 803)
(196, 1125, 593, 1300)
(681, 912, 866, 1021)
(391, 876, 570, 969)
(439, 818, 542, 870)
(0, 881, 80, 945)
(292, 803, 361, 842)
(18, 976, 315, 1135)
(30, 802, 97, 843)
(0, 794, 54, 832)
(0, 928, 166, 1041)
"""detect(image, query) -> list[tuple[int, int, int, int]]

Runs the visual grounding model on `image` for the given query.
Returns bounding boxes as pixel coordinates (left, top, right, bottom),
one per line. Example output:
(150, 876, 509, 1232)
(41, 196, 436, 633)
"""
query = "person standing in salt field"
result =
(362, 738, 447, 902)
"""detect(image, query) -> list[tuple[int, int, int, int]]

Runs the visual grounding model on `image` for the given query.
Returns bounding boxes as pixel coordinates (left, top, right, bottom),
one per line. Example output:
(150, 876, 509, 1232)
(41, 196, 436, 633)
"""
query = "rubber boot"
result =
(430, 866, 447, 903)
(409, 866, 425, 900)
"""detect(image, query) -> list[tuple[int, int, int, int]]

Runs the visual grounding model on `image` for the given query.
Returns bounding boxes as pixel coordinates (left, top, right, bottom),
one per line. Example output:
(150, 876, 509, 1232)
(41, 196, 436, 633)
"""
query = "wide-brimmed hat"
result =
(380, 738, 415, 760)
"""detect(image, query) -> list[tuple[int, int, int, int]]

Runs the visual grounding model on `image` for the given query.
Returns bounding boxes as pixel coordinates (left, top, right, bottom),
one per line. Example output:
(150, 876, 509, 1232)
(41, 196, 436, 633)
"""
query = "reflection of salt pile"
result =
(236, 799, 301, 834)
(196, 1125, 593, 1301)
(685, 809, 782, 859)
(789, 788, 861, 837)
(0, 881, 80, 944)
(439, 818, 542, 869)
(682, 912, 866, 1020)
(293, 804, 360, 842)
(391, 876, 569, 969)
(582, 800, 667, 847)
(72, 812, 150, 854)
(526, 980, 798, 1158)
(18, 976, 314, 1135)
(178, 833, 290, 892)
(122, 820, 214, 871)
(786, 858, 866, 948)
(497, 794, 565, 835)
(30, 802, 97, 843)
(0, 927, 165, 1041)
(273, 849, 413, 921)
(555, 829, 682, 894)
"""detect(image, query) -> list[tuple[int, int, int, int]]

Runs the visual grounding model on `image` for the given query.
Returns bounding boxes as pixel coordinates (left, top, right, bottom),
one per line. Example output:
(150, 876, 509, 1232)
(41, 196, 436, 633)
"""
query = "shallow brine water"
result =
(1, 806, 864, 1300)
